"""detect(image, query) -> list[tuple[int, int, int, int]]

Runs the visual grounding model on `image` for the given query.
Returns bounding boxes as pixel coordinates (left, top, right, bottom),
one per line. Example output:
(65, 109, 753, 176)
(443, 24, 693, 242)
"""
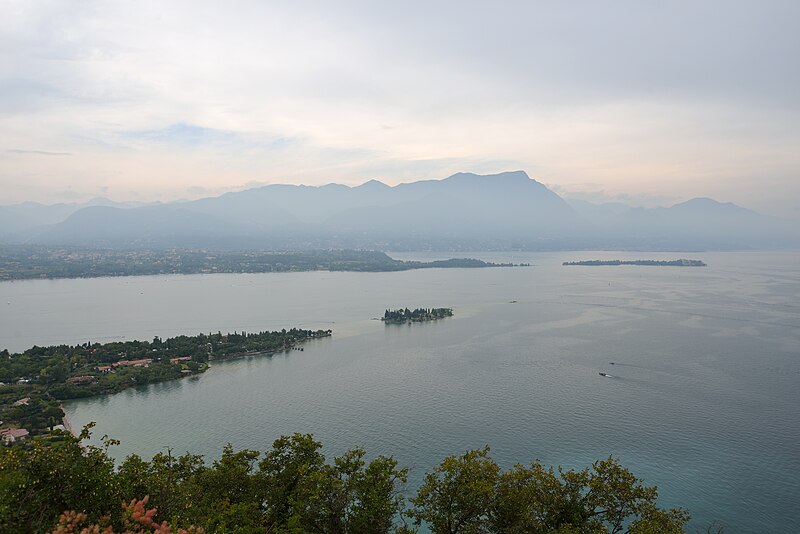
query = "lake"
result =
(2, 251, 798, 532)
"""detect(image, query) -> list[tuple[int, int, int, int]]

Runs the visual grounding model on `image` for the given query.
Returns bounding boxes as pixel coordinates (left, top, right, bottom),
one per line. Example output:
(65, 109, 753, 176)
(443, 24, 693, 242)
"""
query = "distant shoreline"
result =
(0, 247, 526, 282)
(563, 259, 706, 267)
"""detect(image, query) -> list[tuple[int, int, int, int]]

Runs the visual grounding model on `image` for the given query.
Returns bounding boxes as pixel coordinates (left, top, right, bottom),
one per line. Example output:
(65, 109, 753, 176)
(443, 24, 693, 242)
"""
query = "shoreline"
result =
(59, 402, 76, 436)
(54, 336, 331, 412)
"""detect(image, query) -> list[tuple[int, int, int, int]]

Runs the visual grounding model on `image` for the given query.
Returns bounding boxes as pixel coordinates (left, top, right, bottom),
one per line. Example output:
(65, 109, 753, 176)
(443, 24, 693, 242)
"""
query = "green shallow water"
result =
(2, 251, 798, 532)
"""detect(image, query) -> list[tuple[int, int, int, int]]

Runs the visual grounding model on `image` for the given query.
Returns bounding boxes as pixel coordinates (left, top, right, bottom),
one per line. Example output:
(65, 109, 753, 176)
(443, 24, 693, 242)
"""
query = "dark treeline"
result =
(0, 426, 689, 533)
(382, 308, 454, 324)
(0, 328, 331, 437)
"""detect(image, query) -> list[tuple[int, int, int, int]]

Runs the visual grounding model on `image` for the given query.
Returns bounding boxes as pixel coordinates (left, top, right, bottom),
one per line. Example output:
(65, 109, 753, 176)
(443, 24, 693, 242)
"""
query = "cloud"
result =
(7, 149, 72, 156)
(123, 124, 239, 146)
(119, 123, 300, 153)
(0, 1, 798, 215)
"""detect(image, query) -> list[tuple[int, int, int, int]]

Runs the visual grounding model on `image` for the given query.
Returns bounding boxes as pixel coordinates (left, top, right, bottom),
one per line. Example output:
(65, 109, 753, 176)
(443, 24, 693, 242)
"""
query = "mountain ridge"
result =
(1, 171, 794, 250)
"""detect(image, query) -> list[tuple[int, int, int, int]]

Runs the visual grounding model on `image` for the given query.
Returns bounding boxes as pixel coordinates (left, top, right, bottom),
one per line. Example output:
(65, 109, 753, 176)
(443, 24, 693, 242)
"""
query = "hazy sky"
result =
(2, 1, 799, 216)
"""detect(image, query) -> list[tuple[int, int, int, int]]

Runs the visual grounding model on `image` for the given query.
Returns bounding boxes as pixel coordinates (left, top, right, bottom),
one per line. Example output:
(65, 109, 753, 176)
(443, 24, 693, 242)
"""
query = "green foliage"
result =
(0, 423, 119, 533)
(409, 448, 690, 534)
(0, 428, 689, 534)
(257, 433, 326, 529)
(491, 462, 591, 532)
(0, 385, 63, 436)
(408, 447, 499, 533)
(299, 448, 409, 534)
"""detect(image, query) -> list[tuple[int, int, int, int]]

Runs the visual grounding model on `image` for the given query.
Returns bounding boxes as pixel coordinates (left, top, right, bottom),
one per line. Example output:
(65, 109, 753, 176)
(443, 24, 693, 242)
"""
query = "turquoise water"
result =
(2, 251, 798, 532)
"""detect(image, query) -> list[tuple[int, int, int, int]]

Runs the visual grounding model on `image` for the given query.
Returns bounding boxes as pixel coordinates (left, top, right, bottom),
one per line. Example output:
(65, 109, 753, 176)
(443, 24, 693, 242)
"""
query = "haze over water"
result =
(2, 251, 798, 532)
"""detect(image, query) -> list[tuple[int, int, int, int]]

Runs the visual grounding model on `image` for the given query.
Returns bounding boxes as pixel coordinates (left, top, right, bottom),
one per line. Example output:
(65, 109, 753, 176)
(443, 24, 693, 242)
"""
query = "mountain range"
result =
(0, 171, 794, 250)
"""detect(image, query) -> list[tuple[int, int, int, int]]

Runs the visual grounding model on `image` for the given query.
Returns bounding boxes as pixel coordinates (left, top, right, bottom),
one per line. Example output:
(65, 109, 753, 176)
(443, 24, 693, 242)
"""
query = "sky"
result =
(1, 1, 799, 217)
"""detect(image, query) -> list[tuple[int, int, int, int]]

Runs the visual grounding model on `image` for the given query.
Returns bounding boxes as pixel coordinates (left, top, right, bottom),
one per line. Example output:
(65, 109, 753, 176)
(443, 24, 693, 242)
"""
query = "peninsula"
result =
(0, 327, 331, 439)
(562, 259, 706, 267)
(382, 307, 454, 324)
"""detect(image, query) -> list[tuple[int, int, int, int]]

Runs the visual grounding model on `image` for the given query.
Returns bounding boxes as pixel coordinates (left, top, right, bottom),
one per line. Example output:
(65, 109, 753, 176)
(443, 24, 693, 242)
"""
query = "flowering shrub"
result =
(52, 497, 203, 534)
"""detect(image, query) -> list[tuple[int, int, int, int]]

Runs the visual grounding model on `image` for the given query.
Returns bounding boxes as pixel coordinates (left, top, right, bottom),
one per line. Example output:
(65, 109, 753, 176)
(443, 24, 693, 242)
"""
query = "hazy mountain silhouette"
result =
(568, 196, 789, 250)
(4, 171, 795, 250)
(37, 206, 254, 248)
(0, 198, 156, 243)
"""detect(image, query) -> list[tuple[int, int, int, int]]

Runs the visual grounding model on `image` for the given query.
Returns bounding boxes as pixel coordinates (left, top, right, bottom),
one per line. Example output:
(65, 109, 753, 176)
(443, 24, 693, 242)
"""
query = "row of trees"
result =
(0, 426, 689, 533)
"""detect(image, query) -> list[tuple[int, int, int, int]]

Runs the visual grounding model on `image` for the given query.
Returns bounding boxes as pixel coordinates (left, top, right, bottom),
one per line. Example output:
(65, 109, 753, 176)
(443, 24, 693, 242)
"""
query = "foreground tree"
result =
(409, 448, 689, 534)
(1, 426, 689, 533)
(0, 424, 119, 533)
(257, 433, 327, 530)
(408, 447, 499, 533)
(299, 448, 409, 534)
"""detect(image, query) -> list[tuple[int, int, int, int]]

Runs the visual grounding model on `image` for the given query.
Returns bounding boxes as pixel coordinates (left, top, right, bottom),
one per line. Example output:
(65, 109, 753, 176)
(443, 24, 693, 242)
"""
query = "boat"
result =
(599, 372, 613, 378)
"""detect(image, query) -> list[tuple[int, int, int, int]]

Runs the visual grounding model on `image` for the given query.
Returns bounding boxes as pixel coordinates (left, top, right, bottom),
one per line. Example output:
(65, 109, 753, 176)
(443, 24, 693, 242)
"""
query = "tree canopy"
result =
(0, 427, 689, 533)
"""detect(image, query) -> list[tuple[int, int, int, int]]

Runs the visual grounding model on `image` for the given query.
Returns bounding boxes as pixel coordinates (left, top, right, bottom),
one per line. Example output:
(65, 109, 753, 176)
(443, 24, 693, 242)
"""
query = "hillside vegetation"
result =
(0, 427, 689, 533)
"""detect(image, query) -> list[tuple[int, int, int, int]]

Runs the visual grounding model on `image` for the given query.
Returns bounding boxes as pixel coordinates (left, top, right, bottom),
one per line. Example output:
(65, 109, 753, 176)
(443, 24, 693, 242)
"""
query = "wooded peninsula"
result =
(0, 328, 331, 439)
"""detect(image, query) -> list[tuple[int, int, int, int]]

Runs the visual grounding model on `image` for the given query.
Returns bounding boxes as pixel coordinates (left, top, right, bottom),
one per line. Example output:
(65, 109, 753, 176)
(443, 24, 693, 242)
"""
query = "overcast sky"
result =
(1, 1, 798, 216)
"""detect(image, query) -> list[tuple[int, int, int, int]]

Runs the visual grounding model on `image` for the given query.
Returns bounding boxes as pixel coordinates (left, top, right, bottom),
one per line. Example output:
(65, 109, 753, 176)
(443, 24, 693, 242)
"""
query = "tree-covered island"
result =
(563, 259, 706, 267)
(382, 308, 454, 324)
(0, 328, 331, 440)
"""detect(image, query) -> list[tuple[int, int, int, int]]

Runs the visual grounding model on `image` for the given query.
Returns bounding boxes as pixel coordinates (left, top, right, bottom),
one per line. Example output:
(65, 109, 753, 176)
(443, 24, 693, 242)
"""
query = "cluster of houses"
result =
(0, 379, 31, 386)
(1, 396, 32, 444)
(67, 358, 157, 383)
(64, 356, 194, 385)
(1, 427, 29, 445)
(111, 358, 154, 368)
(66, 375, 96, 385)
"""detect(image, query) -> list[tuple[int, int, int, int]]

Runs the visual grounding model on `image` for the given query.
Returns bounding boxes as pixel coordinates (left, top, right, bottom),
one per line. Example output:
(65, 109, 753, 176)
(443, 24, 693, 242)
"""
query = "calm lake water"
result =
(2, 251, 799, 532)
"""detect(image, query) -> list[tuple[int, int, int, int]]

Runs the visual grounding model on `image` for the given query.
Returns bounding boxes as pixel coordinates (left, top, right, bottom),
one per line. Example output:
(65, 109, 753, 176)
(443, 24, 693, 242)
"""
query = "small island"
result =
(382, 307, 454, 324)
(562, 259, 706, 267)
(0, 327, 331, 441)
